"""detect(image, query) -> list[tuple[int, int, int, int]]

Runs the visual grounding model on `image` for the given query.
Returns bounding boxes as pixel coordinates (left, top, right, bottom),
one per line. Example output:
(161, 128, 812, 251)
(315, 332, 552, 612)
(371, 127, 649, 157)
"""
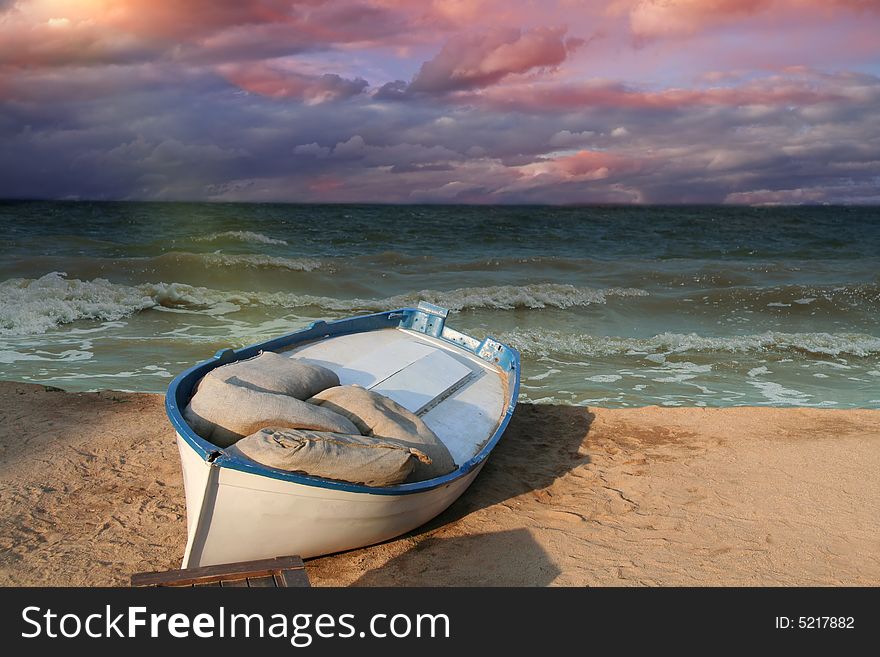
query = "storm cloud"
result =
(0, 0, 878, 204)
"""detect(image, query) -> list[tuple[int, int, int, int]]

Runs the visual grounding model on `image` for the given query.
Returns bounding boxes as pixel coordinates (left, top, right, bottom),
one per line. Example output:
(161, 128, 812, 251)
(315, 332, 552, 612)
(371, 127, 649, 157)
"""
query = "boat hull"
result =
(178, 433, 484, 567)
(167, 306, 519, 568)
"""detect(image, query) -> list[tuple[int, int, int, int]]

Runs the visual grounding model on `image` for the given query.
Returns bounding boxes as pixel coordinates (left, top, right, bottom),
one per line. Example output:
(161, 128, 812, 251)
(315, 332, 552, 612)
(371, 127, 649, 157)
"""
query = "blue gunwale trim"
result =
(165, 308, 520, 496)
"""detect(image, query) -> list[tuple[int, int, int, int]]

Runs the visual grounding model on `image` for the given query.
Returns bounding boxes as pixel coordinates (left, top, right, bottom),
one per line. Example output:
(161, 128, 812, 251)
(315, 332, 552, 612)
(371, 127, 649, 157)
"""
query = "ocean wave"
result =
(198, 252, 323, 271)
(447, 256, 597, 273)
(0, 273, 156, 336)
(143, 281, 647, 313)
(355, 251, 434, 267)
(195, 230, 288, 246)
(699, 283, 880, 311)
(364, 284, 648, 312)
(499, 328, 880, 358)
(156, 252, 325, 272)
(0, 253, 330, 280)
(0, 274, 648, 335)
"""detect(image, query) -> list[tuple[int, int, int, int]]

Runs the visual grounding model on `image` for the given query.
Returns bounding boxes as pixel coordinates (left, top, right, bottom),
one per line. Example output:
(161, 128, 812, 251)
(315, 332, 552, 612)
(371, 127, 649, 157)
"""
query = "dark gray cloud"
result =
(0, 3, 878, 204)
(3, 66, 879, 204)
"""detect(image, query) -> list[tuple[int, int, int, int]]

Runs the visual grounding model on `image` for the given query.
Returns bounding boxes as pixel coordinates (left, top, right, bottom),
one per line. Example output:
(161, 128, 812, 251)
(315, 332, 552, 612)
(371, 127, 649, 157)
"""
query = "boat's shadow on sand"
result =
(349, 403, 593, 586)
(353, 527, 561, 586)
(431, 402, 594, 525)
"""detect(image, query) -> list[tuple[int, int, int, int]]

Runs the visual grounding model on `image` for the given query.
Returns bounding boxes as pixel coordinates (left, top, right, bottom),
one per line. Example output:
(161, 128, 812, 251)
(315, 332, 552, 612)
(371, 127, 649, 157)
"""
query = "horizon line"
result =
(1, 198, 877, 209)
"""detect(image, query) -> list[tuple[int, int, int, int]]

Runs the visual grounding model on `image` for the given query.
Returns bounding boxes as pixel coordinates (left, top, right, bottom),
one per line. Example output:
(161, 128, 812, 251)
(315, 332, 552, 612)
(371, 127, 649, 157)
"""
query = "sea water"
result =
(1, 201, 878, 408)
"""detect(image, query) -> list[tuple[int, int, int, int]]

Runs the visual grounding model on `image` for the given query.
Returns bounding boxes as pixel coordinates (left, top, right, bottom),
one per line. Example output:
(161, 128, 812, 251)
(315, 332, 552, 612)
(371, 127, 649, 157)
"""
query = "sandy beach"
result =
(0, 380, 878, 586)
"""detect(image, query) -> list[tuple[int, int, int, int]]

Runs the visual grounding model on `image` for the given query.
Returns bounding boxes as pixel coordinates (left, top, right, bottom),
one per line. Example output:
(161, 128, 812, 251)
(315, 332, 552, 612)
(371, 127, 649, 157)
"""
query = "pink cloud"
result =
(3, 0, 876, 79)
(473, 75, 850, 113)
(0, 12, 151, 69)
(308, 175, 345, 194)
(525, 149, 646, 181)
(104, 1, 303, 40)
(625, 0, 880, 39)
(627, 0, 770, 38)
(218, 61, 367, 102)
(0, 1, 415, 70)
(408, 27, 580, 93)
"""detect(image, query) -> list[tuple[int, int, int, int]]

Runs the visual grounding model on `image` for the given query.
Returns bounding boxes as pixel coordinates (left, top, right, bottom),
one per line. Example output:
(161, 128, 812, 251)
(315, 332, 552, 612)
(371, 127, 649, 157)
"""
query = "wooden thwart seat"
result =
(131, 555, 310, 588)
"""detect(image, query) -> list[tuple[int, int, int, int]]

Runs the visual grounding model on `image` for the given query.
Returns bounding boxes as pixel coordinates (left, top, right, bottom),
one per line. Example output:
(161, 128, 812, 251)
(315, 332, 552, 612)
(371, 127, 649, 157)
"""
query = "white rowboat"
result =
(166, 302, 520, 567)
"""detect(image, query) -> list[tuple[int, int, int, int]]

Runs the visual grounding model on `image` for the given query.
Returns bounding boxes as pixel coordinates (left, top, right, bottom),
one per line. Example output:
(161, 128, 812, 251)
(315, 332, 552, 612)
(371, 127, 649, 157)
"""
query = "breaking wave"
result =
(136, 252, 325, 272)
(365, 284, 648, 312)
(139, 282, 647, 314)
(0, 274, 647, 335)
(499, 328, 880, 358)
(194, 230, 288, 246)
(186, 252, 324, 271)
(0, 273, 156, 336)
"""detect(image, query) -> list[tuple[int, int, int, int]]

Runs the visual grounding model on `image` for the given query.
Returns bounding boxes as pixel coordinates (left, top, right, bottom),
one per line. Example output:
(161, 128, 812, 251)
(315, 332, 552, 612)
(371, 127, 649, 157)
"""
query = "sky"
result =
(0, 0, 878, 204)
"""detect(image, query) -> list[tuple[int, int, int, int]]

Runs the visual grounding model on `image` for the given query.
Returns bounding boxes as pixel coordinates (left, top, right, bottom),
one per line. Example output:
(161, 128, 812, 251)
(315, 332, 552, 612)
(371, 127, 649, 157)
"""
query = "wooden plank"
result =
(284, 329, 398, 369)
(341, 340, 434, 388)
(246, 575, 275, 587)
(289, 332, 434, 388)
(220, 577, 249, 587)
(131, 555, 305, 587)
(371, 350, 474, 414)
(277, 568, 312, 588)
(422, 366, 506, 466)
(194, 581, 221, 587)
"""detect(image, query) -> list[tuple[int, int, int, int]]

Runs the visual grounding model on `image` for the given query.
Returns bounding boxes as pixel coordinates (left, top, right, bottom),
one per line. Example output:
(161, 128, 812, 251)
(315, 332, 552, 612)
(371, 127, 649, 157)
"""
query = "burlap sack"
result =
(184, 376, 359, 447)
(228, 427, 432, 487)
(308, 385, 456, 481)
(206, 351, 339, 399)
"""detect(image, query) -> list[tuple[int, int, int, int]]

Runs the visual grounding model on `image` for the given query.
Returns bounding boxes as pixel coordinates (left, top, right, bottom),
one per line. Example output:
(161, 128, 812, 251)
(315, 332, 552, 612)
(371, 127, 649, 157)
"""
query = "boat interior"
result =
(281, 327, 509, 467)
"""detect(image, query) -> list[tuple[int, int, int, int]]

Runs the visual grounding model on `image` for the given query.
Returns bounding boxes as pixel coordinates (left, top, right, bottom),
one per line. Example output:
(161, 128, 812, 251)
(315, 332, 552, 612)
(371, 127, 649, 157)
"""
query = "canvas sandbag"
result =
(184, 376, 359, 447)
(308, 385, 456, 481)
(205, 350, 339, 399)
(227, 427, 432, 487)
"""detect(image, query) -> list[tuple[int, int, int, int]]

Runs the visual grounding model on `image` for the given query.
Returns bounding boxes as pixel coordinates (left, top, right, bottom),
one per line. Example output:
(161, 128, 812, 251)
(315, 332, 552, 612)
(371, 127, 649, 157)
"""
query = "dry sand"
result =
(0, 380, 878, 586)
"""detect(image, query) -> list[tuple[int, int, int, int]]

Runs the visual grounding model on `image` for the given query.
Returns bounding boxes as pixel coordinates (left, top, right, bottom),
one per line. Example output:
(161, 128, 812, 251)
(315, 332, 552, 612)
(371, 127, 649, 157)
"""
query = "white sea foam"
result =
(194, 252, 324, 271)
(528, 368, 561, 381)
(128, 251, 326, 272)
(6, 273, 879, 392)
(140, 282, 647, 313)
(652, 374, 697, 383)
(0, 350, 44, 363)
(748, 380, 812, 405)
(351, 284, 648, 312)
(195, 231, 287, 246)
(498, 328, 880, 358)
(585, 374, 623, 383)
(0, 349, 93, 364)
(0, 274, 649, 336)
(812, 361, 851, 370)
(44, 367, 173, 381)
(0, 273, 156, 336)
(664, 361, 713, 373)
